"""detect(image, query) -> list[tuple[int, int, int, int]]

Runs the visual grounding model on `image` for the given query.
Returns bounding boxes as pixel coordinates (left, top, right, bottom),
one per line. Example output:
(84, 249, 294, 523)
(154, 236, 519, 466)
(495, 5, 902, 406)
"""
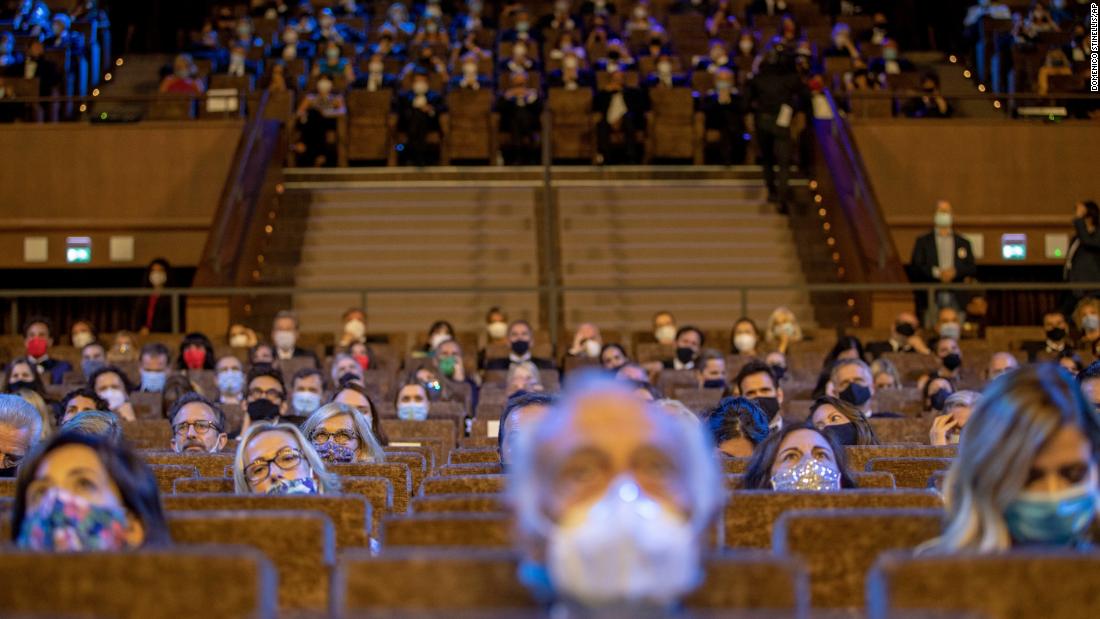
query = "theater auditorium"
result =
(0, 0, 1098, 616)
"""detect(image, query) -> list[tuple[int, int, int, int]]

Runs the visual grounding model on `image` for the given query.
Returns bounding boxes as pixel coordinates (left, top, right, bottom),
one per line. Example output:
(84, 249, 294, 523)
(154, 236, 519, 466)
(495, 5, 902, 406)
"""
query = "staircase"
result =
(283, 167, 830, 340)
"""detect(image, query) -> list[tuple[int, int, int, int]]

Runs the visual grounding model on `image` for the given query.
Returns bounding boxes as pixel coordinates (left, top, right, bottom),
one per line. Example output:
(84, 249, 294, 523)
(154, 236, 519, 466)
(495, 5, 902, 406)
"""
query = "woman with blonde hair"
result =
(233, 422, 340, 495)
(870, 357, 902, 390)
(301, 402, 385, 464)
(765, 306, 803, 354)
(1073, 297, 1100, 348)
(922, 364, 1100, 553)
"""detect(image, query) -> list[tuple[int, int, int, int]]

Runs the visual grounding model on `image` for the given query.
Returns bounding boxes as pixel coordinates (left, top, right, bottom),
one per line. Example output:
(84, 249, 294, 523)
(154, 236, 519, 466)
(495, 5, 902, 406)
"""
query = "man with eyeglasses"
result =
(239, 365, 289, 436)
(169, 392, 228, 454)
(0, 394, 42, 478)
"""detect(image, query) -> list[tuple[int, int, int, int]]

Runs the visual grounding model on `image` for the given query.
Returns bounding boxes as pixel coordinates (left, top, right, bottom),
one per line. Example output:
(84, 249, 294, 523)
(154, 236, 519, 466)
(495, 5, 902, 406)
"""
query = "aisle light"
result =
(963, 70, 971, 78)
(116, 58, 124, 66)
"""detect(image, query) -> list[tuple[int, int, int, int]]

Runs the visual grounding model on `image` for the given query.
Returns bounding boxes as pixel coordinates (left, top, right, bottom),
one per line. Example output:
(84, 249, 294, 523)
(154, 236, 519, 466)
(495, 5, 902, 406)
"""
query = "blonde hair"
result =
(870, 357, 902, 388)
(507, 361, 542, 390)
(16, 388, 53, 439)
(765, 306, 803, 343)
(233, 422, 340, 494)
(1074, 297, 1100, 333)
(301, 402, 385, 463)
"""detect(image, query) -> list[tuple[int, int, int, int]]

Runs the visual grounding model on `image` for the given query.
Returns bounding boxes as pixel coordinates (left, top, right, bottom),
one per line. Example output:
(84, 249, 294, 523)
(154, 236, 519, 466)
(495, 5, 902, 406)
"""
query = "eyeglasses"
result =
(244, 447, 303, 484)
(248, 387, 285, 402)
(173, 420, 222, 436)
(312, 429, 357, 446)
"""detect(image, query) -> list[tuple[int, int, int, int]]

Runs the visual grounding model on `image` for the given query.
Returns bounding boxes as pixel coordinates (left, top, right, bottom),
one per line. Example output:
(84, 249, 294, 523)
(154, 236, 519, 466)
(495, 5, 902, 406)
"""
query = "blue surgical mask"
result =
(1004, 482, 1098, 546)
(140, 370, 166, 393)
(1083, 314, 1100, 332)
(217, 369, 245, 395)
(81, 359, 105, 380)
(397, 402, 429, 421)
(292, 391, 322, 415)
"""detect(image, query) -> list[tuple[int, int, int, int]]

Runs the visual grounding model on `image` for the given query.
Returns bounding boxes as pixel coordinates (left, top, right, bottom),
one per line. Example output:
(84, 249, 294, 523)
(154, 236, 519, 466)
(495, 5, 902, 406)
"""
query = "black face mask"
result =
(5, 380, 34, 394)
(769, 364, 787, 381)
(1047, 327, 1067, 342)
(702, 379, 726, 389)
(754, 396, 781, 420)
(942, 353, 962, 371)
(511, 340, 530, 356)
(675, 347, 695, 364)
(338, 372, 360, 386)
(895, 322, 916, 338)
(823, 422, 858, 446)
(247, 398, 281, 421)
(840, 382, 872, 407)
(929, 388, 951, 412)
(0, 465, 17, 478)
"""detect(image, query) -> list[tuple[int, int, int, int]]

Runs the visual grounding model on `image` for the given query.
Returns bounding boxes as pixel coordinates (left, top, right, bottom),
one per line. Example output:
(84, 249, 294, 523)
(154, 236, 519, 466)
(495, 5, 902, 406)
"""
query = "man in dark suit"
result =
(23, 316, 73, 385)
(271, 310, 319, 368)
(1021, 310, 1074, 362)
(396, 70, 446, 166)
(746, 44, 806, 213)
(1062, 200, 1100, 317)
(865, 311, 933, 359)
(909, 200, 977, 319)
(485, 320, 556, 370)
(698, 68, 746, 165)
(594, 70, 647, 164)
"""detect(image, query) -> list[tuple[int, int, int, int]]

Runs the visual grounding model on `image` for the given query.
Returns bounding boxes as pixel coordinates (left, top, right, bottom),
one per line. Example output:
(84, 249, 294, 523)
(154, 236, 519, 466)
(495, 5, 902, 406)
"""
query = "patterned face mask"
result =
(770, 458, 842, 492)
(315, 441, 356, 464)
(17, 487, 134, 552)
(265, 477, 319, 495)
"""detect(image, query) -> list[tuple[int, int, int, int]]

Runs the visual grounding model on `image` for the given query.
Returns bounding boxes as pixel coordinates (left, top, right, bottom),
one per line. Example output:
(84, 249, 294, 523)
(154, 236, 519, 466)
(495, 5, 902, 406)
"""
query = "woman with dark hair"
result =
(11, 432, 170, 550)
(729, 317, 762, 356)
(741, 423, 858, 490)
(808, 396, 879, 446)
(175, 332, 216, 371)
(134, 258, 173, 335)
(419, 320, 456, 354)
(599, 343, 629, 371)
(1064, 200, 1100, 317)
(811, 336, 866, 398)
(3, 357, 48, 399)
(705, 396, 770, 458)
(328, 381, 389, 445)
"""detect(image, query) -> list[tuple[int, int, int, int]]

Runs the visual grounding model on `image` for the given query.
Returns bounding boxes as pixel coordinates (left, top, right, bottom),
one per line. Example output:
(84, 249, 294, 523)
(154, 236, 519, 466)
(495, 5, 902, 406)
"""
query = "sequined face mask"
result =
(770, 457, 841, 491)
(265, 477, 319, 495)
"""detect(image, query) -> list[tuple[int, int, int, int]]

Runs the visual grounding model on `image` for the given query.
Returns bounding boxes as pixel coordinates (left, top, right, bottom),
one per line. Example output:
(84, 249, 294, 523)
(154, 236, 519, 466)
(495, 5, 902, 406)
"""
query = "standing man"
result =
(746, 44, 806, 214)
(909, 200, 977, 321)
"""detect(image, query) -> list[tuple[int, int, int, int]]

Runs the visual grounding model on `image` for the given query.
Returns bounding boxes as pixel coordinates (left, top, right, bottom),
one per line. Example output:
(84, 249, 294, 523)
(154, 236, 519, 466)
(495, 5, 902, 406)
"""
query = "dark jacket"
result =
(1066, 217, 1100, 283)
(909, 231, 977, 283)
(485, 356, 556, 371)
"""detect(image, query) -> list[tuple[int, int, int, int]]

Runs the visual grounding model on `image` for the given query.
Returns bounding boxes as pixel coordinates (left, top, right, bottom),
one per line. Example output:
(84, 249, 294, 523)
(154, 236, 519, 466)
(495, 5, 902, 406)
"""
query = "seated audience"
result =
(498, 70, 542, 165)
(215, 355, 246, 406)
(508, 377, 722, 610)
(168, 392, 228, 454)
(302, 402, 385, 464)
(663, 326, 705, 370)
(930, 390, 980, 446)
(294, 75, 346, 167)
(395, 381, 431, 420)
(486, 320, 555, 370)
(917, 336, 964, 391)
(271, 310, 319, 366)
(159, 53, 205, 95)
(22, 316, 73, 385)
(81, 342, 107, 380)
(870, 358, 902, 390)
(809, 396, 879, 446)
(828, 358, 900, 418)
(61, 410, 122, 442)
(765, 306, 803, 355)
(58, 388, 105, 427)
(289, 367, 325, 421)
(599, 344, 629, 372)
(12, 432, 169, 550)
(866, 311, 932, 357)
(498, 390, 555, 466)
(922, 365, 1099, 552)
(507, 361, 543, 395)
(0, 394, 42, 478)
(705, 396, 769, 457)
(734, 359, 784, 429)
(240, 365, 288, 435)
(329, 382, 389, 446)
(922, 374, 957, 414)
(986, 351, 1020, 381)
(137, 343, 171, 394)
(730, 317, 763, 356)
(233, 421, 339, 495)
(901, 72, 952, 118)
(698, 68, 746, 165)
(4, 357, 48, 401)
(741, 423, 858, 490)
(696, 349, 728, 389)
(397, 70, 446, 166)
(88, 366, 136, 422)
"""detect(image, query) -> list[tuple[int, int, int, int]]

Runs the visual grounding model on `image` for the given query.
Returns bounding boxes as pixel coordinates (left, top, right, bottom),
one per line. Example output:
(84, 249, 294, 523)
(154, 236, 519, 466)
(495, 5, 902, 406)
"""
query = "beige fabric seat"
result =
(163, 494, 372, 547)
(866, 457, 954, 489)
(381, 513, 513, 548)
(420, 474, 506, 495)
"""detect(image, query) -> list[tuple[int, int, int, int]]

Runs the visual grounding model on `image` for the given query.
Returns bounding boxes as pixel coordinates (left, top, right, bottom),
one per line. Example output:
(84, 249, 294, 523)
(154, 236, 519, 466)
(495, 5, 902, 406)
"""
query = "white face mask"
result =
(273, 329, 297, 351)
(71, 331, 95, 349)
(316, 79, 333, 95)
(655, 325, 677, 345)
(344, 319, 366, 340)
(546, 478, 701, 606)
(229, 334, 250, 348)
(97, 388, 127, 411)
(429, 332, 451, 349)
(583, 339, 602, 358)
(369, 61, 384, 73)
(734, 333, 757, 353)
(413, 81, 429, 95)
(149, 271, 167, 287)
(487, 321, 508, 340)
(739, 39, 753, 54)
(934, 212, 953, 228)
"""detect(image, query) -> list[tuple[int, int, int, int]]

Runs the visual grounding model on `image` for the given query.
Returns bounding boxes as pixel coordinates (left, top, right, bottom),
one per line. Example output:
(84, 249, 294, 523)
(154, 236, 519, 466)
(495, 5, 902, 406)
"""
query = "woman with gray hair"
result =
(301, 402, 385, 464)
(922, 365, 1100, 552)
(0, 393, 42, 477)
(233, 422, 340, 495)
(929, 390, 981, 446)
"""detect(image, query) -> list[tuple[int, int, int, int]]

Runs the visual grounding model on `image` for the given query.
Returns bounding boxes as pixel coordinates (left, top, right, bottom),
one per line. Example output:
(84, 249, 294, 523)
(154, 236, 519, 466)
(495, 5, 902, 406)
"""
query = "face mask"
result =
(338, 372, 361, 387)
(933, 212, 952, 228)
(230, 53, 245, 65)
(939, 323, 961, 341)
(896, 322, 916, 338)
(273, 330, 297, 351)
(316, 440, 356, 464)
(823, 422, 858, 446)
(229, 333, 250, 348)
(413, 81, 429, 95)
(183, 348, 206, 370)
(882, 47, 897, 60)
(754, 396, 781, 420)
(0, 465, 16, 478)
(546, 478, 700, 606)
(771, 457, 841, 491)
(72, 332, 95, 348)
(317, 79, 333, 95)
(657, 61, 671, 75)
(438, 356, 457, 378)
(429, 332, 451, 349)
(733, 333, 757, 353)
(1004, 482, 1098, 546)
(463, 62, 478, 76)
(942, 353, 962, 371)
(769, 364, 787, 381)
(702, 379, 726, 389)
(1047, 327, 1067, 342)
(929, 388, 951, 412)
(81, 359, 104, 379)
(511, 340, 530, 357)
(654, 325, 676, 345)
(149, 271, 167, 287)
(17, 487, 135, 552)
(326, 47, 340, 61)
(739, 39, 753, 54)
(343, 319, 366, 340)
(675, 346, 695, 364)
(425, 21, 438, 33)
(266, 477, 318, 495)
(369, 61, 384, 73)
(25, 336, 48, 358)
(583, 340, 602, 358)
(563, 57, 579, 71)
(840, 383, 872, 407)
(247, 398, 281, 421)
(487, 321, 508, 340)
(1083, 315, 1100, 332)
(775, 323, 796, 338)
(397, 402, 429, 421)
(292, 391, 321, 415)
(140, 370, 166, 393)
(7, 380, 35, 393)
(283, 31, 299, 45)
(98, 387, 126, 411)
(515, 21, 529, 32)
(217, 369, 245, 395)
(352, 354, 370, 371)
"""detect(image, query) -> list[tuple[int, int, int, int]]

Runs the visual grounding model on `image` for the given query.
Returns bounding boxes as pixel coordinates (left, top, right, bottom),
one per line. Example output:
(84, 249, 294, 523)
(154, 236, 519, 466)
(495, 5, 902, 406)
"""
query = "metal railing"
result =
(0, 92, 257, 122)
